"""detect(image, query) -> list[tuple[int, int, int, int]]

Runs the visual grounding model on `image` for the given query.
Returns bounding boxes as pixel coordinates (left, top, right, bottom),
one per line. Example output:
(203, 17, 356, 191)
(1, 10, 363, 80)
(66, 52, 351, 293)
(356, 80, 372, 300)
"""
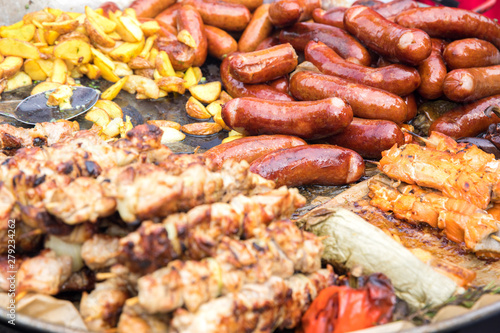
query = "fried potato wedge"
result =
(155, 50, 175, 77)
(23, 11, 55, 24)
(186, 96, 211, 119)
(0, 38, 41, 59)
(0, 57, 23, 79)
(101, 76, 128, 100)
(94, 100, 123, 119)
(183, 67, 198, 89)
(42, 19, 79, 34)
(91, 47, 115, 70)
(51, 58, 68, 84)
(85, 107, 111, 128)
(114, 61, 134, 77)
(122, 74, 159, 99)
(160, 127, 186, 143)
(110, 12, 143, 43)
(206, 100, 223, 117)
(84, 18, 116, 48)
(109, 40, 144, 63)
(85, 6, 116, 33)
(156, 76, 186, 94)
(0, 24, 36, 41)
(5, 71, 32, 92)
(129, 56, 153, 69)
(188, 81, 222, 104)
(23, 59, 48, 81)
(181, 122, 222, 135)
(140, 20, 160, 37)
(31, 81, 61, 95)
(53, 39, 91, 64)
(146, 120, 181, 130)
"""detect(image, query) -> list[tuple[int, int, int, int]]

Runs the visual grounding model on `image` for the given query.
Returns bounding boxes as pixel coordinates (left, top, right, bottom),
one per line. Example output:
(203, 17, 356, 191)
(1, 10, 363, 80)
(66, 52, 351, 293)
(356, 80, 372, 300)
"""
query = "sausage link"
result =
(443, 66, 500, 102)
(312, 8, 346, 29)
(395, 7, 500, 50)
(221, 0, 263, 12)
(290, 71, 408, 123)
(371, 0, 418, 18)
(417, 38, 447, 100)
(220, 55, 294, 101)
(129, 0, 176, 18)
(177, 5, 207, 67)
(155, 34, 195, 70)
(429, 95, 500, 139)
(403, 93, 417, 121)
(305, 41, 420, 96)
(228, 44, 298, 84)
(344, 6, 431, 66)
(249, 144, 365, 187)
(222, 97, 353, 140)
(279, 22, 371, 66)
(255, 36, 281, 51)
(268, 76, 289, 95)
(205, 25, 237, 60)
(183, 0, 251, 31)
(352, 0, 383, 6)
(238, 4, 273, 53)
(321, 118, 404, 159)
(99, 1, 121, 18)
(268, 0, 321, 28)
(204, 134, 306, 169)
(443, 38, 500, 70)
(155, 3, 182, 30)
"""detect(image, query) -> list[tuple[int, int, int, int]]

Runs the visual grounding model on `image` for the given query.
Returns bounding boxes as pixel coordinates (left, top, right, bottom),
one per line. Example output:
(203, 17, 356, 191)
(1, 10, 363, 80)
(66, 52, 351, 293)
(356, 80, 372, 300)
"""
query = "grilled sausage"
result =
(268, 0, 321, 28)
(255, 36, 281, 51)
(443, 38, 500, 70)
(204, 134, 306, 168)
(268, 76, 289, 95)
(183, 0, 251, 31)
(352, 0, 382, 6)
(204, 25, 237, 60)
(289, 71, 408, 123)
(312, 7, 346, 29)
(403, 93, 417, 121)
(279, 22, 371, 66)
(222, 97, 353, 140)
(238, 4, 273, 53)
(371, 0, 419, 19)
(322, 118, 405, 159)
(129, 0, 176, 18)
(221, 0, 263, 12)
(177, 5, 207, 67)
(443, 66, 500, 102)
(395, 7, 500, 50)
(99, 1, 120, 17)
(155, 3, 182, 30)
(249, 144, 365, 187)
(305, 41, 420, 96)
(155, 33, 195, 71)
(221, 55, 294, 101)
(344, 6, 431, 66)
(228, 44, 298, 84)
(417, 39, 447, 100)
(429, 95, 500, 139)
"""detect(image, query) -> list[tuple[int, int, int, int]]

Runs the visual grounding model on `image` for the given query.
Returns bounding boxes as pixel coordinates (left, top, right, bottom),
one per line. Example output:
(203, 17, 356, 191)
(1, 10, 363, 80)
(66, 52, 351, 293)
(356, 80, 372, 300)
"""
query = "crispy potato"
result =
(70, 66, 83, 79)
(156, 76, 186, 94)
(0, 24, 36, 41)
(120, 116, 134, 138)
(101, 117, 123, 138)
(0, 21, 24, 32)
(34, 59, 54, 77)
(57, 31, 90, 44)
(140, 20, 160, 37)
(85, 6, 116, 33)
(51, 58, 67, 84)
(31, 81, 61, 95)
(46, 8, 63, 18)
(188, 81, 221, 104)
(114, 62, 134, 76)
(109, 40, 144, 63)
(214, 109, 231, 131)
(139, 35, 157, 58)
(84, 18, 116, 48)
(101, 76, 128, 100)
(181, 122, 222, 135)
(155, 51, 175, 77)
(228, 129, 243, 137)
(160, 127, 186, 143)
(148, 47, 158, 65)
(219, 90, 233, 103)
(107, 31, 122, 41)
(94, 100, 123, 119)
(38, 46, 55, 59)
(110, 11, 144, 43)
(206, 100, 222, 117)
(134, 68, 154, 79)
(91, 48, 115, 70)
(44, 30, 60, 45)
(177, 29, 197, 48)
(5, 71, 32, 92)
(183, 67, 198, 89)
(122, 74, 159, 99)
(85, 107, 111, 128)
(23, 59, 48, 81)
(33, 28, 46, 44)
(146, 120, 181, 130)
(42, 19, 79, 34)
(86, 64, 102, 80)
(54, 39, 92, 65)
(186, 97, 211, 119)
(0, 57, 23, 79)
(0, 38, 41, 59)
(221, 135, 244, 144)
(129, 56, 153, 69)
(94, 57, 120, 82)
(193, 67, 203, 82)
(23, 11, 55, 24)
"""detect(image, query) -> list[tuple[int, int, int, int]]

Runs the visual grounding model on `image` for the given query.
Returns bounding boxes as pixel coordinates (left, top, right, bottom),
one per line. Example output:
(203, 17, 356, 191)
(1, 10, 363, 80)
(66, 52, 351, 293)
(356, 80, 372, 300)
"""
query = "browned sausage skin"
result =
(395, 7, 500, 50)
(221, 0, 263, 12)
(238, 4, 273, 53)
(443, 38, 500, 70)
(255, 36, 281, 51)
(268, 76, 289, 95)
(249, 144, 365, 187)
(183, 0, 251, 31)
(304, 41, 420, 96)
(228, 44, 298, 84)
(155, 3, 182, 30)
(268, 0, 321, 28)
(177, 5, 207, 67)
(344, 5, 431, 66)
(222, 97, 353, 140)
(99, 1, 121, 17)
(443, 66, 500, 102)
(205, 25, 238, 60)
(220, 55, 294, 101)
(129, 0, 176, 18)
(289, 71, 408, 123)
(312, 8, 346, 29)
(279, 22, 372, 66)
(321, 118, 405, 159)
(204, 135, 306, 169)
(155, 33, 195, 71)
(403, 93, 417, 121)
(429, 95, 500, 139)
(371, 0, 419, 18)
(417, 38, 447, 100)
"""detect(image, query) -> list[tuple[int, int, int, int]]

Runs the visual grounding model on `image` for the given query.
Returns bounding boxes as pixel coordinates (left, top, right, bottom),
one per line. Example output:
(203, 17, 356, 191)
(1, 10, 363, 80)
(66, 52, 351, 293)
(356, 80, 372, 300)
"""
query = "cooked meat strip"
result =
(81, 234, 120, 270)
(59, 267, 95, 293)
(117, 299, 171, 333)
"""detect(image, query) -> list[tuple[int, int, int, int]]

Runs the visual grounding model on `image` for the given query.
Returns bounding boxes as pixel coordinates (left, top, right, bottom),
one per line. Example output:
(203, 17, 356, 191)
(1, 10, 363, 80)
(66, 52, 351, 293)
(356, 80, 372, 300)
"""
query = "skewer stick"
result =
(96, 272, 118, 281)
(491, 234, 500, 243)
(401, 128, 434, 147)
(125, 296, 139, 306)
(364, 159, 380, 166)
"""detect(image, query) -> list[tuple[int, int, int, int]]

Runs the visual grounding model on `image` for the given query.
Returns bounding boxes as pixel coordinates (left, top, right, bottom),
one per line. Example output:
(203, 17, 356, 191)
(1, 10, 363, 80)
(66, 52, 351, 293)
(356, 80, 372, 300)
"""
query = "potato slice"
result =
(219, 90, 233, 103)
(91, 48, 115, 70)
(44, 30, 60, 45)
(181, 122, 222, 136)
(193, 67, 203, 83)
(57, 31, 90, 44)
(129, 56, 153, 69)
(120, 116, 134, 138)
(0, 38, 40, 60)
(101, 76, 128, 100)
(156, 76, 186, 94)
(140, 20, 160, 37)
(51, 58, 68, 84)
(33, 28, 47, 44)
(188, 81, 221, 104)
(139, 35, 157, 58)
(228, 129, 243, 137)
(0, 57, 23, 79)
(109, 40, 144, 63)
(23, 11, 55, 24)
(147, 120, 182, 130)
(5, 71, 32, 92)
(23, 59, 47, 81)
(206, 100, 222, 117)
(155, 51, 175, 77)
(221, 135, 244, 144)
(160, 127, 186, 143)
(177, 29, 197, 48)
(122, 75, 159, 99)
(148, 47, 158, 65)
(0, 21, 24, 32)
(107, 31, 122, 41)
(101, 117, 123, 138)
(183, 67, 198, 89)
(214, 109, 231, 131)
(42, 19, 79, 35)
(114, 62, 134, 77)
(186, 97, 211, 119)
(85, 63, 102, 80)
(85, 6, 116, 33)
(31, 81, 61, 95)
(94, 57, 120, 82)
(110, 12, 144, 43)
(94, 100, 123, 119)
(84, 18, 116, 48)
(0, 24, 36, 41)
(54, 39, 92, 65)
(85, 107, 111, 128)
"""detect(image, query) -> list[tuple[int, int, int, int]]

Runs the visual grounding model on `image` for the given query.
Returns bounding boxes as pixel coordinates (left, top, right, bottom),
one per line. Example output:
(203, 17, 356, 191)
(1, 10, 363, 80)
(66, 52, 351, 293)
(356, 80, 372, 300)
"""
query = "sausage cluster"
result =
(123, 0, 500, 187)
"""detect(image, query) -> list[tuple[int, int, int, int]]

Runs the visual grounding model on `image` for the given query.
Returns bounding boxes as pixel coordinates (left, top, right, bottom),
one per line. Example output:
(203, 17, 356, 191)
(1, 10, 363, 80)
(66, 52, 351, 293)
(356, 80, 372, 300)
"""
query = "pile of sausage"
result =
(110, 0, 500, 187)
